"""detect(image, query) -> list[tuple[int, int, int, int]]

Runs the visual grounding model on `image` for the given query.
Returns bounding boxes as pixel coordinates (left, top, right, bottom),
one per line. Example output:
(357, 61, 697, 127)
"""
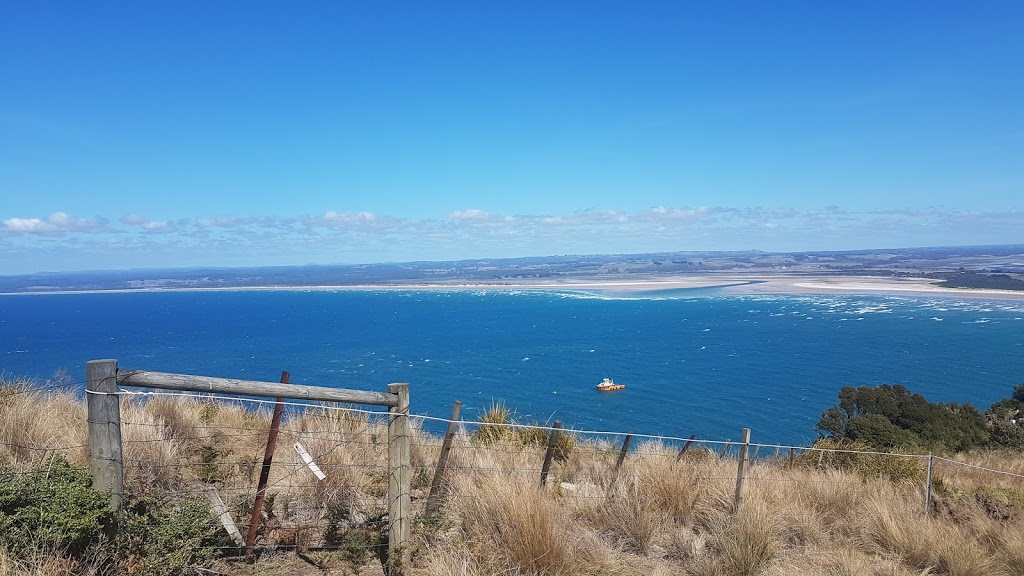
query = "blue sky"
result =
(1, 1, 1022, 273)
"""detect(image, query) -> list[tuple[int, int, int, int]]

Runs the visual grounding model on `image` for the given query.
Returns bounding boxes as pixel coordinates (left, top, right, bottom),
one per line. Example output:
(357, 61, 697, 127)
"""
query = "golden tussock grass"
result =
(6, 378, 1024, 576)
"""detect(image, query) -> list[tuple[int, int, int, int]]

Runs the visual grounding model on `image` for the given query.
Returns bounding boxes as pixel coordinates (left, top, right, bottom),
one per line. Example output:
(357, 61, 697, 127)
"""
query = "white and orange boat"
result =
(596, 377, 625, 391)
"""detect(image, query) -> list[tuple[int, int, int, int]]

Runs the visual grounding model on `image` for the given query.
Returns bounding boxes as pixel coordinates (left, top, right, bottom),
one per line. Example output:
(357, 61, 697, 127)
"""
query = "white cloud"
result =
(3, 205, 1023, 274)
(2, 212, 109, 234)
(3, 217, 51, 232)
(120, 214, 148, 225)
(197, 216, 253, 228)
(141, 220, 169, 231)
(447, 209, 490, 220)
(120, 214, 170, 232)
(647, 206, 711, 220)
(322, 211, 378, 223)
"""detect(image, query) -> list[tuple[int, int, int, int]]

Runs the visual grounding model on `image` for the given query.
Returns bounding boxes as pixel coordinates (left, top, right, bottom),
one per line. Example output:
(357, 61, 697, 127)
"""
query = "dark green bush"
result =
(817, 384, 989, 451)
(0, 456, 229, 575)
(0, 455, 111, 558)
(111, 495, 232, 576)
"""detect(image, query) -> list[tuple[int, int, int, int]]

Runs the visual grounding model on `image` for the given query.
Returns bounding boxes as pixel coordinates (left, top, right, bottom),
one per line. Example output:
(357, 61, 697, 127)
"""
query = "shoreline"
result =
(3, 275, 1024, 300)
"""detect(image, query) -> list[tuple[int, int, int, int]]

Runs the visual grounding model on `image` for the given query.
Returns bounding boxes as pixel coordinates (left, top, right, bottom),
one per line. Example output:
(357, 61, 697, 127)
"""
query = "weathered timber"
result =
(615, 434, 633, 471)
(675, 434, 697, 462)
(206, 489, 244, 546)
(925, 452, 934, 516)
(539, 421, 562, 488)
(425, 400, 462, 517)
(387, 383, 411, 574)
(117, 369, 397, 406)
(733, 428, 751, 511)
(87, 359, 124, 511)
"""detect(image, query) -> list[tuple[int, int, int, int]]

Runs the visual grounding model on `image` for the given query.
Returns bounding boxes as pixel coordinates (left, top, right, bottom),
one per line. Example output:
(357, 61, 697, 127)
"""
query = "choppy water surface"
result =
(2, 290, 1022, 445)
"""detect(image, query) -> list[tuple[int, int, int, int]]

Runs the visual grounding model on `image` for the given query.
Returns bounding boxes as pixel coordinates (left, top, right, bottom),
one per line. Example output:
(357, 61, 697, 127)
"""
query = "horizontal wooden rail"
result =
(116, 369, 399, 407)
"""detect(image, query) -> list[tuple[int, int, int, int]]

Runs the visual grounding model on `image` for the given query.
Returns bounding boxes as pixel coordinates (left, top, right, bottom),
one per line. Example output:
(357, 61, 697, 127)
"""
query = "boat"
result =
(596, 377, 625, 391)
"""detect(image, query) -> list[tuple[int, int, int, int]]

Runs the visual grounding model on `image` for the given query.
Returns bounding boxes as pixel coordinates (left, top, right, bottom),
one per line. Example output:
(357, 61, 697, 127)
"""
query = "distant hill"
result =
(1, 244, 1023, 293)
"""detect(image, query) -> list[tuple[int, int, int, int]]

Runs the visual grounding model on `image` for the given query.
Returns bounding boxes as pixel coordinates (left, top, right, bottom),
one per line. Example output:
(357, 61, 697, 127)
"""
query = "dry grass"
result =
(6, 378, 1024, 576)
(0, 376, 86, 471)
(688, 507, 782, 576)
(461, 476, 590, 575)
(0, 548, 78, 576)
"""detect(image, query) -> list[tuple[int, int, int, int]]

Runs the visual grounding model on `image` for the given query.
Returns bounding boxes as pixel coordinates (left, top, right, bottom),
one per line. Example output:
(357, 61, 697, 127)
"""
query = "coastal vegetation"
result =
(816, 384, 1024, 452)
(3, 375, 1024, 575)
(931, 270, 1024, 291)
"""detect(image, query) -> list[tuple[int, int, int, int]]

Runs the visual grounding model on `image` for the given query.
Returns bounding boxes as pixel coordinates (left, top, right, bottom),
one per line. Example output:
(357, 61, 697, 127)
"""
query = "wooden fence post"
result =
(924, 452, 934, 515)
(719, 441, 731, 459)
(733, 428, 751, 511)
(675, 434, 697, 462)
(615, 434, 633, 471)
(387, 383, 411, 574)
(539, 421, 562, 488)
(425, 400, 462, 517)
(87, 359, 123, 512)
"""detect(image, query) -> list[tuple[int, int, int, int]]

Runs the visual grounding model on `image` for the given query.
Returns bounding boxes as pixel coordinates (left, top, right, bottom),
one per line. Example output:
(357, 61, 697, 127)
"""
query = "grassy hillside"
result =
(3, 375, 1024, 575)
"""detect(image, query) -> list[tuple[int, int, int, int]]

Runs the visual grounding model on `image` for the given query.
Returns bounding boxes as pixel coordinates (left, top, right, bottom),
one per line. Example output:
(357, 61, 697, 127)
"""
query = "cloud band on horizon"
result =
(2, 206, 1022, 273)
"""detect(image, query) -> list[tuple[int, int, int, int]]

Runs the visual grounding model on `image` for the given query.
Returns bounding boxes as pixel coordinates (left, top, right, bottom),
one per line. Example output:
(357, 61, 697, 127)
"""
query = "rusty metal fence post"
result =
(245, 370, 290, 552)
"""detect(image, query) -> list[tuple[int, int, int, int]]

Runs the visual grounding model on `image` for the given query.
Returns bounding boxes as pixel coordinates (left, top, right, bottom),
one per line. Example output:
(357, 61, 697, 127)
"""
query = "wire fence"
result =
(113, 392, 393, 556)
(6, 382, 1024, 562)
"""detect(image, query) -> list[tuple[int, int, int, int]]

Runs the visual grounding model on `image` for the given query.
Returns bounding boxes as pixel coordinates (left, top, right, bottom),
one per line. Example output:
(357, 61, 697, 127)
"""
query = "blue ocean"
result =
(2, 289, 1023, 446)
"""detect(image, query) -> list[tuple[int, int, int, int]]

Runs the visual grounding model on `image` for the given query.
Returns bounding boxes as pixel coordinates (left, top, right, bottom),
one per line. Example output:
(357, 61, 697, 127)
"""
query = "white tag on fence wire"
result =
(293, 442, 327, 480)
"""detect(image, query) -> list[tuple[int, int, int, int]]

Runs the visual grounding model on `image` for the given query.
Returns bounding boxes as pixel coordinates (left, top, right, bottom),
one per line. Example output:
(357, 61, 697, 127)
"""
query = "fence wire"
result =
(111, 394, 393, 555)
(7, 384, 1024, 562)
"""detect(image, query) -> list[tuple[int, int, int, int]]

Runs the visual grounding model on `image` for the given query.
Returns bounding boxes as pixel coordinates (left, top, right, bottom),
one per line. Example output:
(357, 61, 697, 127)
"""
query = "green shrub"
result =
(0, 454, 230, 574)
(0, 455, 111, 558)
(112, 495, 232, 576)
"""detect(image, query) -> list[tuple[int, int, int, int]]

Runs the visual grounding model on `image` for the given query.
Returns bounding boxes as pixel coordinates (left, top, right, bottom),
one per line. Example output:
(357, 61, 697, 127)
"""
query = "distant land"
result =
(2, 244, 1024, 295)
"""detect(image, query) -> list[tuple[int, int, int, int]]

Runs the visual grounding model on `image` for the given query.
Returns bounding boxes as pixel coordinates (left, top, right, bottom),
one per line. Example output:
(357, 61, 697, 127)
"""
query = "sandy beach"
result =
(5, 274, 1024, 300)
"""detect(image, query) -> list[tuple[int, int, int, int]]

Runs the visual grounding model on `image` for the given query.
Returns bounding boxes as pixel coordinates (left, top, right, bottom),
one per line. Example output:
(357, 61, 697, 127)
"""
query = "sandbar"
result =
(4, 274, 1024, 300)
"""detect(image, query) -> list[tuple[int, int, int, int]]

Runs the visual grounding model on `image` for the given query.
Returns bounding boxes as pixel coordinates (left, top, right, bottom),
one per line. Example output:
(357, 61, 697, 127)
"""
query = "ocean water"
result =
(2, 289, 1023, 446)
